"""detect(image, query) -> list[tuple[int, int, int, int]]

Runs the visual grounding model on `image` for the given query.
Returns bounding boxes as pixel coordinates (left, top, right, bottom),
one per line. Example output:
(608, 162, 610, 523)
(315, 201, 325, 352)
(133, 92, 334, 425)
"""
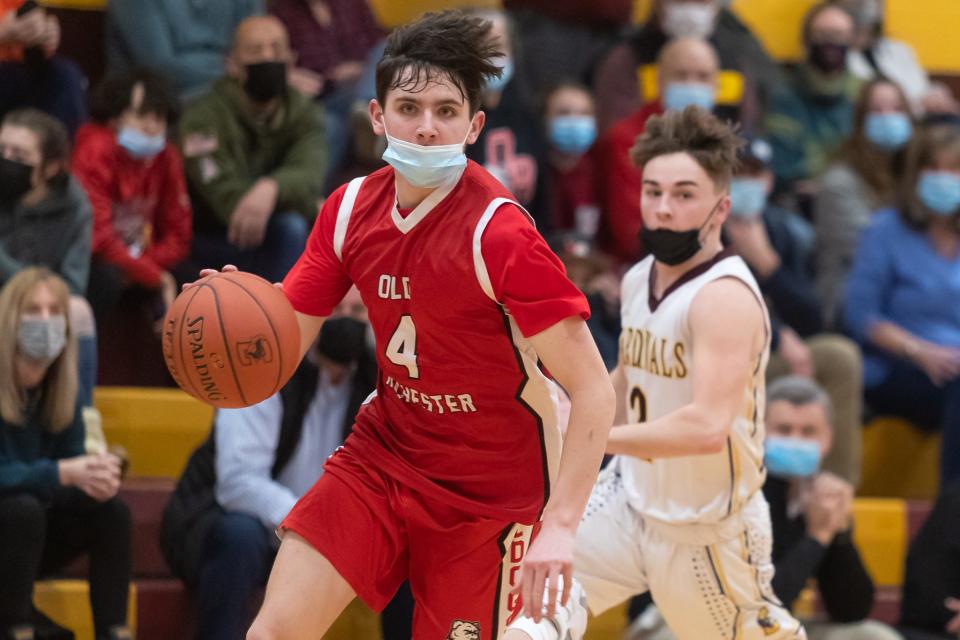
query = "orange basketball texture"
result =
(162, 272, 301, 408)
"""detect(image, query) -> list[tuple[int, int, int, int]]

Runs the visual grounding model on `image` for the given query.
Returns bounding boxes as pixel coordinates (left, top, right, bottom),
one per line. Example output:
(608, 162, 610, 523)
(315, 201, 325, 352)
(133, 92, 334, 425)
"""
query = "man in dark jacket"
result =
(180, 15, 326, 284)
(763, 376, 901, 640)
(161, 292, 374, 640)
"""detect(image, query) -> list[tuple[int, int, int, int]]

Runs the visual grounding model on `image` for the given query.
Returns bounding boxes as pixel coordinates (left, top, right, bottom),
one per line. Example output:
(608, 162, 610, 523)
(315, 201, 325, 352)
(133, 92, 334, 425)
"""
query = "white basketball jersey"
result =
(618, 252, 770, 526)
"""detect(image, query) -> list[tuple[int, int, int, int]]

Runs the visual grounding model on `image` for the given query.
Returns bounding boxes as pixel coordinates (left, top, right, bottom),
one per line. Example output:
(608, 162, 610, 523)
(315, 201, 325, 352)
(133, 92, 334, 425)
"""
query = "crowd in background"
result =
(1, 0, 960, 639)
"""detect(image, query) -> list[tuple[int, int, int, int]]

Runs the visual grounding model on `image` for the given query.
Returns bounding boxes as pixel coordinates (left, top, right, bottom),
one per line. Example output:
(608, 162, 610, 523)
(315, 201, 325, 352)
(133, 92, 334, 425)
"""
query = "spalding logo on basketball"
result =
(162, 271, 301, 409)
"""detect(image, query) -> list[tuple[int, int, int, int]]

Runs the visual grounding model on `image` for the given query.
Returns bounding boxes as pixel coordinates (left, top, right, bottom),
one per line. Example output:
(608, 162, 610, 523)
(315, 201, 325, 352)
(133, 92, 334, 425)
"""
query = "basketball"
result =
(161, 271, 301, 409)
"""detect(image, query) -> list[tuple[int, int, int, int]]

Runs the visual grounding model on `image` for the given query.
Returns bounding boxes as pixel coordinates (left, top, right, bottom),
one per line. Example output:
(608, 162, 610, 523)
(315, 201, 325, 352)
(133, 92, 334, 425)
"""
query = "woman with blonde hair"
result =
(0, 268, 131, 640)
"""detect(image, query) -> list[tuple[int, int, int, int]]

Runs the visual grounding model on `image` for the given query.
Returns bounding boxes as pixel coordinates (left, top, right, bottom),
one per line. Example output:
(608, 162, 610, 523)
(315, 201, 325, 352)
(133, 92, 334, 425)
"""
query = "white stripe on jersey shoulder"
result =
(472, 198, 535, 302)
(333, 176, 365, 261)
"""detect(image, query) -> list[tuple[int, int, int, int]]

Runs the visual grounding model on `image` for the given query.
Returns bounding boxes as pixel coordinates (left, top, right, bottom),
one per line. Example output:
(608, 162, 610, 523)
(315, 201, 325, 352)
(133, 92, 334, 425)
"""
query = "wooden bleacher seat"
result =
(94, 387, 213, 478)
(64, 388, 936, 636)
(860, 417, 940, 500)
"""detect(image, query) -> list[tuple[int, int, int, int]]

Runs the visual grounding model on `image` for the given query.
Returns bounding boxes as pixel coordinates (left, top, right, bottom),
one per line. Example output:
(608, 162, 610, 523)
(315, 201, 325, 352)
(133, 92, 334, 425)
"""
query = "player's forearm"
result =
(540, 380, 615, 529)
(606, 404, 729, 459)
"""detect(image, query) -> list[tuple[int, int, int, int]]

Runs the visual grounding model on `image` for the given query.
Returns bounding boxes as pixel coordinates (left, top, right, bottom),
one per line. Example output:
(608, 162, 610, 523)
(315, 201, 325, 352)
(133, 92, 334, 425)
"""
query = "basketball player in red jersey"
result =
(238, 11, 615, 640)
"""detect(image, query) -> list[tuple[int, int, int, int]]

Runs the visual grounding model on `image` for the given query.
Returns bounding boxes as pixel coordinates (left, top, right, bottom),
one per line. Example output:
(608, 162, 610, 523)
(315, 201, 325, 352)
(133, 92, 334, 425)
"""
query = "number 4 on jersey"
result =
(386, 315, 419, 379)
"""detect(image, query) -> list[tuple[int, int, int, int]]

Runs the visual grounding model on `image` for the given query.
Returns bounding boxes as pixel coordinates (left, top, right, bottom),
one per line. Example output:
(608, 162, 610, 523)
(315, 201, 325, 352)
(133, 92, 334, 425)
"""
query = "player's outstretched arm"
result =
(607, 278, 765, 460)
(520, 317, 616, 622)
(610, 364, 628, 426)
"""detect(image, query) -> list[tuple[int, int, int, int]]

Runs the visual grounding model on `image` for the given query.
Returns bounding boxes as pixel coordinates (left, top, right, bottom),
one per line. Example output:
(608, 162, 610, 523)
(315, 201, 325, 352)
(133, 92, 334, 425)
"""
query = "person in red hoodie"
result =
(72, 69, 190, 329)
(594, 37, 719, 265)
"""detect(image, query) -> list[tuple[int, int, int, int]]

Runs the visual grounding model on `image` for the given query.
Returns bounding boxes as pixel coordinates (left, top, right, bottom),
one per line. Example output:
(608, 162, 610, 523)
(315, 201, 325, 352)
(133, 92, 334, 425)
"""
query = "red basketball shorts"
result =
(281, 445, 532, 639)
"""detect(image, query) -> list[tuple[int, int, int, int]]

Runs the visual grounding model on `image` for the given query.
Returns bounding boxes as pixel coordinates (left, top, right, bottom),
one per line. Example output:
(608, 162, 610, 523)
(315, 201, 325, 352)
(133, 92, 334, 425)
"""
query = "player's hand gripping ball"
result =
(162, 271, 301, 408)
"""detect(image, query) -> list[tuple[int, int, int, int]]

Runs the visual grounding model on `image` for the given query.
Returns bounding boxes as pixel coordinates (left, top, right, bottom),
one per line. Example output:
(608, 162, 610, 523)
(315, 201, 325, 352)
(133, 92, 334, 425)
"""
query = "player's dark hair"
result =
(90, 68, 179, 125)
(629, 106, 743, 190)
(375, 10, 504, 115)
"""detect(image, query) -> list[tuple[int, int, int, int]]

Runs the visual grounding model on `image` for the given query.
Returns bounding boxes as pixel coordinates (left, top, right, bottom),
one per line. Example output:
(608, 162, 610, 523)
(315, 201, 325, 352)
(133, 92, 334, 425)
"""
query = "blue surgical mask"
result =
(486, 58, 514, 93)
(864, 112, 912, 151)
(729, 178, 768, 218)
(381, 123, 470, 189)
(663, 82, 715, 113)
(764, 436, 821, 479)
(548, 115, 597, 155)
(917, 171, 960, 217)
(117, 127, 166, 160)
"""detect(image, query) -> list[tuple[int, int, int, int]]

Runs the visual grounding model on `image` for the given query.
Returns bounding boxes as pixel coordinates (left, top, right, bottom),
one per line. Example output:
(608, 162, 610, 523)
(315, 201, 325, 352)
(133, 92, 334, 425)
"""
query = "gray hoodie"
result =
(0, 175, 93, 295)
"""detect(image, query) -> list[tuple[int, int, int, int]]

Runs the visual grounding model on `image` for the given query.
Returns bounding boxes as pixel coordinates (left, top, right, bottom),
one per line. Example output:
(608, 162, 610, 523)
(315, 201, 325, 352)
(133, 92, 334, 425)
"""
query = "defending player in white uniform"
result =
(505, 107, 806, 640)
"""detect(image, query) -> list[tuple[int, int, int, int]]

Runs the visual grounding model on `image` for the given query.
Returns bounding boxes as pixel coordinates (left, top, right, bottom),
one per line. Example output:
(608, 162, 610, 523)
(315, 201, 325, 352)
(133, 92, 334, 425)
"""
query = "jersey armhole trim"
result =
(472, 198, 534, 302)
(333, 176, 365, 261)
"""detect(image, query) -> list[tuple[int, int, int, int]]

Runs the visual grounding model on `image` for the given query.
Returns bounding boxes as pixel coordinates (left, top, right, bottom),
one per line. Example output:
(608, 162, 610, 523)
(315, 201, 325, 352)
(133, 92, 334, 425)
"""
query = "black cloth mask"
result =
(243, 61, 288, 103)
(807, 42, 849, 74)
(639, 199, 722, 266)
(0, 157, 34, 203)
(318, 317, 368, 366)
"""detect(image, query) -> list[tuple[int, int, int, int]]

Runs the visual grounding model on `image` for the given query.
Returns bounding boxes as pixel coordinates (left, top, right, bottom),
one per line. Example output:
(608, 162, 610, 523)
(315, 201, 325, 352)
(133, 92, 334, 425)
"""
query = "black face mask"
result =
(807, 42, 849, 74)
(317, 317, 368, 366)
(0, 157, 34, 203)
(243, 61, 288, 103)
(640, 199, 722, 266)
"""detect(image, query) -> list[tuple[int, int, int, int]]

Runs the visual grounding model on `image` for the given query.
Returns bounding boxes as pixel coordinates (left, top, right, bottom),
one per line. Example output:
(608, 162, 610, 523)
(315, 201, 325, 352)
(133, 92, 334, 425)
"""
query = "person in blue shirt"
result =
(844, 124, 960, 486)
(0, 267, 131, 640)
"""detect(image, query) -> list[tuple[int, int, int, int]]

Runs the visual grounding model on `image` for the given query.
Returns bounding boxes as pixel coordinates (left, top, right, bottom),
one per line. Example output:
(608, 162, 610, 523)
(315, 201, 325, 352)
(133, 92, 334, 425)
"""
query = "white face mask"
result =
(18, 314, 67, 362)
(381, 121, 472, 189)
(662, 2, 718, 39)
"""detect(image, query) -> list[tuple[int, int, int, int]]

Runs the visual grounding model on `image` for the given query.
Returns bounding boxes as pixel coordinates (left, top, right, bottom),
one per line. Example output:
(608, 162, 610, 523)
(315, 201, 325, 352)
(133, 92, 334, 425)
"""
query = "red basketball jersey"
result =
(284, 161, 589, 523)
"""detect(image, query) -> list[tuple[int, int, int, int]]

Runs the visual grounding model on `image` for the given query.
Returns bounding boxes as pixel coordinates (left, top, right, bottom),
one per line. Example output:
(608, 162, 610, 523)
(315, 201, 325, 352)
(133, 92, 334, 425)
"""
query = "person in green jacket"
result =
(180, 15, 327, 284)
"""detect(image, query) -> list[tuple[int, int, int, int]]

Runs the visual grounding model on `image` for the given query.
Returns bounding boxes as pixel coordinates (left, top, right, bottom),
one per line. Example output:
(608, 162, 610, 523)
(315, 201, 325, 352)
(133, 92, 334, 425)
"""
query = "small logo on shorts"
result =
(236, 336, 273, 366)
(446, 620, 481, 640)
(757, 607, 780, 636)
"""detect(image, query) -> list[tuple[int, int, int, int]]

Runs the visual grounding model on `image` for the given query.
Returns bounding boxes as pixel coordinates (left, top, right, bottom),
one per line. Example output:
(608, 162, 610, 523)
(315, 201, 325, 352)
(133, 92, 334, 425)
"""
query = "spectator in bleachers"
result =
(106, 0, 263, 103)
(0, 0, 87, 138)
(844, 124, 960, 487)
(269, 0, 384, 189)
(899, 482, 960, 640)
(762, 376, 902, 640)
(724, 136, 864, 485)
(160, 290, 374, 640)
(0, 108, 97, 406)
(815, 78, 915, 327)
(463, 9, 551, 230)
(766, 2, 860, 198)
(591, 0, 780, 133)
(0, 267, 131, 640)
(180, 15, 326, 284)
(833, 0, 960, 116)
(73, 69, 190, 337)
(542, 80, 600, 236)
(594, 37, 718, 264)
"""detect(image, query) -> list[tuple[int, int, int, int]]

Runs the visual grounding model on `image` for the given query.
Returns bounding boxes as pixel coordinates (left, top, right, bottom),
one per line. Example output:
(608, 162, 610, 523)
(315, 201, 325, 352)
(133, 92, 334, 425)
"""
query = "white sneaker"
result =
(542, 577, 588, 640)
